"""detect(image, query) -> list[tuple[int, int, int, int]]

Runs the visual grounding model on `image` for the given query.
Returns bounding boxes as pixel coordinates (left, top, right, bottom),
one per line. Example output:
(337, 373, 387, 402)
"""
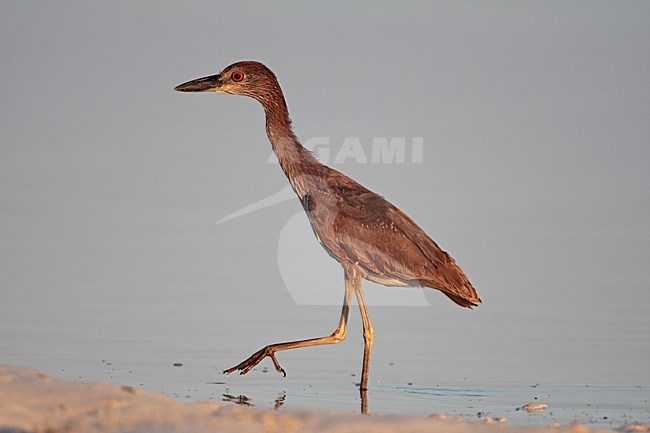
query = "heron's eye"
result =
(231, 71, 245, 82)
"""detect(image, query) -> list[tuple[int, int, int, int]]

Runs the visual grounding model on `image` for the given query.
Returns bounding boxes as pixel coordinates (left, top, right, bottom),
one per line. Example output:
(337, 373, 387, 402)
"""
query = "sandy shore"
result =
(0, 366, 645, 433)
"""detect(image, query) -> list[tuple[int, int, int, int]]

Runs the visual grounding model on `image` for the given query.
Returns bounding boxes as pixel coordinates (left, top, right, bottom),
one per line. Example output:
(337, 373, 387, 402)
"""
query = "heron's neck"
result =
(262, 96, 325, 199)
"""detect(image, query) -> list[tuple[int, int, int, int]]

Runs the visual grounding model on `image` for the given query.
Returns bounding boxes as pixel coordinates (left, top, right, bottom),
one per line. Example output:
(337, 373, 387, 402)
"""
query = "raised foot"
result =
(223, 346, 287, 377)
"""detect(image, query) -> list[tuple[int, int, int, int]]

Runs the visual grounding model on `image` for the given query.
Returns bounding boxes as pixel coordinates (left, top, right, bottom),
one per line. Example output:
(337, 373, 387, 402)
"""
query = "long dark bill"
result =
(174, 74, 222, 92)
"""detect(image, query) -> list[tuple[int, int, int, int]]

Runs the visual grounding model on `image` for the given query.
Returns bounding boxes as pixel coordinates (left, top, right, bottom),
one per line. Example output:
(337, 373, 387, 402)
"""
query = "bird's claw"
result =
(223, 346, 287, 377)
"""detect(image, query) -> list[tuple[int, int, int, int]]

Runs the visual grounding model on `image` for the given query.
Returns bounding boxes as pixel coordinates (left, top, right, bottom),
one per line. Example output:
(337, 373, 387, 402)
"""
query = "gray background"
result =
(1, 1, 649, 393)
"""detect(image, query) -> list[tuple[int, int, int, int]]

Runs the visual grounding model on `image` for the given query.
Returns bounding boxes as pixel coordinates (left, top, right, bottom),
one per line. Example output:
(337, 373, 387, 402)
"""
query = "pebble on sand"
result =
(519, 402, 549, 412)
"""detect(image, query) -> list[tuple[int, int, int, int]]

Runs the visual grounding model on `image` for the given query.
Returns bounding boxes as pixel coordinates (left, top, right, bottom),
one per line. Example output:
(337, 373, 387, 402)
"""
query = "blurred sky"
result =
(1, 2, 649, 386)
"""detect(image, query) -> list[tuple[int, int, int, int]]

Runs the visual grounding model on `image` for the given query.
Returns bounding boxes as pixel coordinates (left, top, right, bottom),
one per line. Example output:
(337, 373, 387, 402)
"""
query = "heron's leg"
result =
(354, 282, 374, 392)
(224, 280, 353, 376)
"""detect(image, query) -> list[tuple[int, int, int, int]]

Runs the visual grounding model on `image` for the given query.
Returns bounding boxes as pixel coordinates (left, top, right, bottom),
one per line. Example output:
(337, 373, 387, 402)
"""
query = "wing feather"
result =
(303, 188, 481, 308)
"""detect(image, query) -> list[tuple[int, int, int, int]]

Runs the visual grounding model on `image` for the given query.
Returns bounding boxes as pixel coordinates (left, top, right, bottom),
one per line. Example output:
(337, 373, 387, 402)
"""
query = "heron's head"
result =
(175, 61, 282, 104)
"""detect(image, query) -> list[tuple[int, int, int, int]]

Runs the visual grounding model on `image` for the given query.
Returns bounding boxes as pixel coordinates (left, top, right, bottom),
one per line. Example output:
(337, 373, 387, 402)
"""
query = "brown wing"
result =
(303, 189, 482, 308)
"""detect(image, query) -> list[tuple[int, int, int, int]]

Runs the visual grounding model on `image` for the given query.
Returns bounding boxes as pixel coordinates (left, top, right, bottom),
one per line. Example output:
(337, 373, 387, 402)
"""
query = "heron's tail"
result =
(442, 290, 482, 309)
(418, 277, 482, 309)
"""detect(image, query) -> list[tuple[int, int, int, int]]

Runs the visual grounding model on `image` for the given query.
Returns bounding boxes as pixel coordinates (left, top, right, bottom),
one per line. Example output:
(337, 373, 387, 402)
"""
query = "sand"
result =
(0, 366, 646, 433)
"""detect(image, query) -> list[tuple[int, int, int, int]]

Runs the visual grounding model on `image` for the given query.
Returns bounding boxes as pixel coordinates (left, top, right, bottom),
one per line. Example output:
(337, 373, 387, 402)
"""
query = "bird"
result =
(175, 61, 481, 406)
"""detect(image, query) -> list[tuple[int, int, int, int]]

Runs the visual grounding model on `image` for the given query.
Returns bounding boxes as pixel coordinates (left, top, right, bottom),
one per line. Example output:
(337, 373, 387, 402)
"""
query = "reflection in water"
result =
(222, 392, 254, 406)
(221, 385, 370, 414)
(222, 390, 288, 411)
(274, 391, 286, 410)
(360, 388, 368, 414)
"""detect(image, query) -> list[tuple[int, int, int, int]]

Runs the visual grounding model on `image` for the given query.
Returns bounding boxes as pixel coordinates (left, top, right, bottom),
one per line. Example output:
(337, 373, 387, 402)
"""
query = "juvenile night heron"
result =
(175, 61, 481, 406)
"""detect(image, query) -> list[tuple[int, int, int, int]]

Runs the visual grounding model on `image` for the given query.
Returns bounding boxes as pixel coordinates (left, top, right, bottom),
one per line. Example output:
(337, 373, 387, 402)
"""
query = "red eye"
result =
(231, 71, 244, 82)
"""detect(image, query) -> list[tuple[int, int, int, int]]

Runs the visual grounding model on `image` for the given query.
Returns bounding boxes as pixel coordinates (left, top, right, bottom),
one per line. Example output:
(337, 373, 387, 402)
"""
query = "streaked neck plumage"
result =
(256, 84, 328, 199)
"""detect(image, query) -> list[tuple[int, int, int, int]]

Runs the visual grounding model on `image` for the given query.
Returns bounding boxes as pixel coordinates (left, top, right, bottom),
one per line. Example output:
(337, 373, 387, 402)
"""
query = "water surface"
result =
(1, 295, 647, 430)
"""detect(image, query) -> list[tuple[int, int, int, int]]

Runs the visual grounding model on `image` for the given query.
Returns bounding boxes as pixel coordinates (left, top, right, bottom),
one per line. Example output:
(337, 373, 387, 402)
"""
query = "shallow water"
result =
(1, 295, 648, 430)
